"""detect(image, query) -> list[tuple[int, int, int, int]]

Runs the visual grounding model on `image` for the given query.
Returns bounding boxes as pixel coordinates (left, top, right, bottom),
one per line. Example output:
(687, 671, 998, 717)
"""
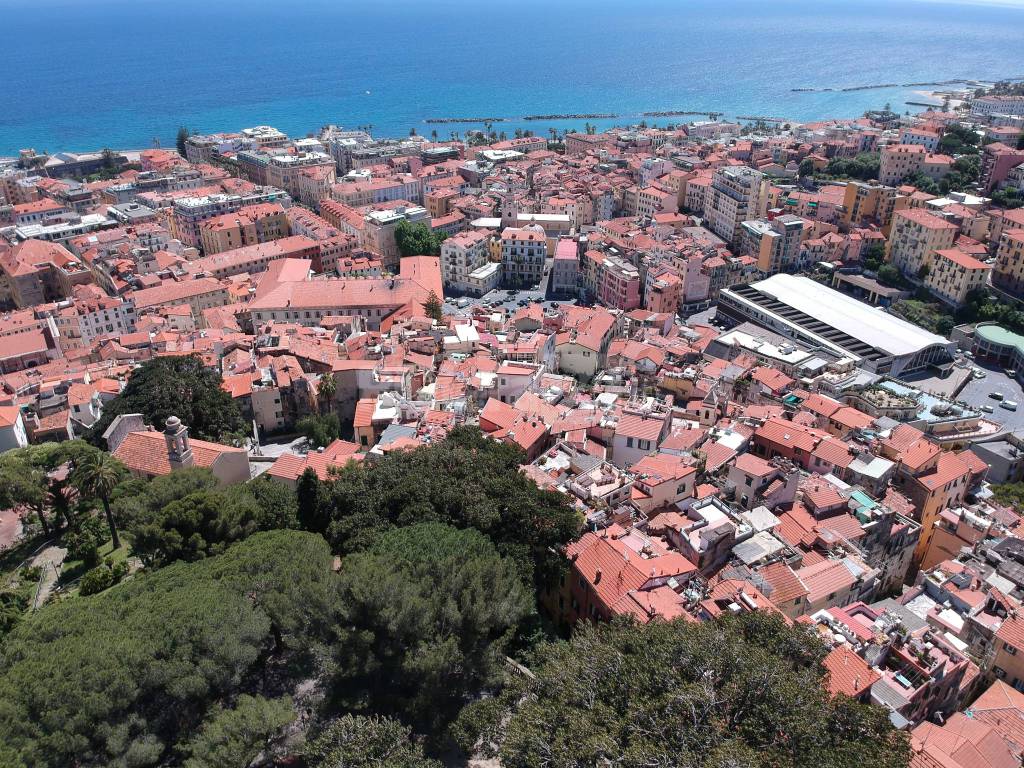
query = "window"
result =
(745, 476, 752, 486)
(1008, 645, 1018, 657)
(626, 437, 634, 448)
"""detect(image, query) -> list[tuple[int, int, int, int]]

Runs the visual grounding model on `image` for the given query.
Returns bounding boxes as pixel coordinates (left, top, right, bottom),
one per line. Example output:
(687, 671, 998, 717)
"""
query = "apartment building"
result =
(598, 252, 641, 311)
(994, 228, 1024, 296)
(441, 230, 492, 295)
(925, 247, 992, 307)
(131, 277, 230, 318)
(198, 202, 290, 255)
(500, 225, 547, 288)
(704, 166, 764, 245)
(171, 188, 291, 248)
(739, 214, 804, 275)
(551, 238, 580, 297)
(264, 152, 335, 200)
(879, 143, 925, 186)
(887, 208, 958, 278)
(190, 235, 320, 279)
(0, 239, 95, 309)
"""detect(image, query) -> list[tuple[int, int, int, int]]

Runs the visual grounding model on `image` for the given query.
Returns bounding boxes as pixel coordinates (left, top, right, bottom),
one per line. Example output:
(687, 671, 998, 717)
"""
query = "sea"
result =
(1, 0, 1023, 156)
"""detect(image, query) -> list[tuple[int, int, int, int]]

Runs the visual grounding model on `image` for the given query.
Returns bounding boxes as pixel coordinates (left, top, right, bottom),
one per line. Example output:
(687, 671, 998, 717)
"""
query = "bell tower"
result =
(164, 415, 194, 470)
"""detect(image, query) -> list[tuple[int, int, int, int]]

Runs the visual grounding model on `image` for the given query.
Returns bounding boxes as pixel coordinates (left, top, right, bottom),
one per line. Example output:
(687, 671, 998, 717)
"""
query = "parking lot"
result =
(443, 286, 579, 317)
(956, 359, 1024, 434)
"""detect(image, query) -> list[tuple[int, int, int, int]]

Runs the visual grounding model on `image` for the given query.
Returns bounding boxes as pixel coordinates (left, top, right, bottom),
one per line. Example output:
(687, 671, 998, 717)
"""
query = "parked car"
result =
(981, 404, 995, 413)
(972, 368, 986, 379)
(990, 391, 1005, 400)
(1002, 400, 1019, 411)
(1007, 369, 1018, 378)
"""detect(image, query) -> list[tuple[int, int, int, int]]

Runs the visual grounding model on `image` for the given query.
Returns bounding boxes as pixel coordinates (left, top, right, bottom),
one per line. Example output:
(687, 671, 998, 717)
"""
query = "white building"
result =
(441, 230, 494, 296)
(704, 166, 764, 245)
(719, 273, 955, 377)
(501, 225, 548, 288)
(0, 406, 29, 453)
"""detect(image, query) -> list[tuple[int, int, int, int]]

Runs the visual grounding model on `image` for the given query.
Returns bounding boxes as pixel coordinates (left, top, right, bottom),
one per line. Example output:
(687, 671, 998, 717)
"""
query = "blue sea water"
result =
(0, 0, 1023, 155)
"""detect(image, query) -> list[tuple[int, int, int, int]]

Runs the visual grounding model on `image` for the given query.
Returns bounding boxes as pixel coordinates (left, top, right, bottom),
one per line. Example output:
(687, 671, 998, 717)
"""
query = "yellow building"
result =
(925, 247, 992, 307)
(841, 181, 906, 233)
(994, 228, 1024, 296)
(887, 208, 958, 278)
(198, 203, 290, 255)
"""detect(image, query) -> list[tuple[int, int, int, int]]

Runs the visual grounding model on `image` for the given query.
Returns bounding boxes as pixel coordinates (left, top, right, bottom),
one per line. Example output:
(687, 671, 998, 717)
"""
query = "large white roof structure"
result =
(719, 274, 954, 377)
(745, 274, 947, 357)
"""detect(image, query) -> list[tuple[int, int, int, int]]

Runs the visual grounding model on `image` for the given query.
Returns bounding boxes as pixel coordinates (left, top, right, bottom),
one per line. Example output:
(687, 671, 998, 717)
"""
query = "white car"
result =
(981, 404, 995, 413)
(1007, 369, 1018, 378)
(972, 368, 986, 379)
(1001, 400, 1019, 411)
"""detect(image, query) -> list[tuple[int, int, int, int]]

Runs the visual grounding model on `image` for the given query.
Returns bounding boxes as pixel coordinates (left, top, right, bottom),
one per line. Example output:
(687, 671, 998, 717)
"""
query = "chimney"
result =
(164, 415, 194, 471)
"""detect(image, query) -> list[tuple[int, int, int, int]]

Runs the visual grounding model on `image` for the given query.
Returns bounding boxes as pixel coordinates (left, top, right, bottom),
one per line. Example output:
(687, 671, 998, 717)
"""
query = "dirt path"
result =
(29, 545, 66, 609)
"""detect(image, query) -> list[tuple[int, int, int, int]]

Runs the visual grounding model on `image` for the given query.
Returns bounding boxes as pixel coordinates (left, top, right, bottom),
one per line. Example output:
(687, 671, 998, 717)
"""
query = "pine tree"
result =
(422, 291, 443, 322)
(176, 126, 190, 157)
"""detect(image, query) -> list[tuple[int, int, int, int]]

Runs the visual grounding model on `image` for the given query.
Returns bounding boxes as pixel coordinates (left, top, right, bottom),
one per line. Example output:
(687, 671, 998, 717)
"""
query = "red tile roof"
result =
(112, 430, 244, 477)
(758, 560, 809, 605)
(823, 645, 880, 698)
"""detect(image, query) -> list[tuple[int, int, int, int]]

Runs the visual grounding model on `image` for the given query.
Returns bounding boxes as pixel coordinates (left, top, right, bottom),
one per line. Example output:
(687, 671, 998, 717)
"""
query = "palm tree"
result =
(317, 374, 337, 415)
(71, 451, 123, 550)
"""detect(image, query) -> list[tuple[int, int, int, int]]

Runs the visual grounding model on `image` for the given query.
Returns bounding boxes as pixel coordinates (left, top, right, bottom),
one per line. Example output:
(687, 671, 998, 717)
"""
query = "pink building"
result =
(598, 253, 640, 311)
(644, 265, 682, 314)
(551, 238, 579, 296)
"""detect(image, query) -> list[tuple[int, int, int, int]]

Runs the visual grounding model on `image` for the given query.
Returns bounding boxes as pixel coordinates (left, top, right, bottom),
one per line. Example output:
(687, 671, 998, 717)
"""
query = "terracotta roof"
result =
(266, 440, 362, 482)
(112, 429, 244, 477)
(912, 714, 1018, 768)
(734, 452, 776, 478)
(794, 559, 858, 605)
(0, 406, 23, 428)
(970, 680, 1024, 759)
(758, 560, 809, 604)
(616, 412, 665, 442)
(756, 418, 819, 453)
(823, 645, 880, 698)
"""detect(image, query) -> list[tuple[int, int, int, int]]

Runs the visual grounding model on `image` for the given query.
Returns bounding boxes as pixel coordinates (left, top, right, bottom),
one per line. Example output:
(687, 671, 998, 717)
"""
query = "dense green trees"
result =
(331, 523, 533, 734)
(992, 482, 1024, 509)
(956, 287, 1024, 335)
(0, 445, 61, 535)
(304, 715, 440, 768)
(394, 220, 446, 257)
(180, 694, 295, 768)
(88, 355, 247, 445)
(124, 473, 297, 567)
(307, 426, 580, 587)
(938, 124, 980, 156)
(495, 614, 908, 768)
(876, 263, 901, 287)
(0, 426, 910, 767)
(823, 153, 881, 181)
(992, 186, 1023, 209)
(0, 531, 334, 768)
(861, 241, 886, 272)
(0, 441, 128, 537)
(298, 413, 341, 448)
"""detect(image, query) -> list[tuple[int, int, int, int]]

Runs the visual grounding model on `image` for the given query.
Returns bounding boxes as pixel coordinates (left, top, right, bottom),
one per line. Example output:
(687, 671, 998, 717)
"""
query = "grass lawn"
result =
(60, 536, 132, 582)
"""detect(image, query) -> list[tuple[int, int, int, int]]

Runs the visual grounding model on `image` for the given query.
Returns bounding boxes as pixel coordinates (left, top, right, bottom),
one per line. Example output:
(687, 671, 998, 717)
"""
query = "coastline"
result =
(3, 76, 1021, 158)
